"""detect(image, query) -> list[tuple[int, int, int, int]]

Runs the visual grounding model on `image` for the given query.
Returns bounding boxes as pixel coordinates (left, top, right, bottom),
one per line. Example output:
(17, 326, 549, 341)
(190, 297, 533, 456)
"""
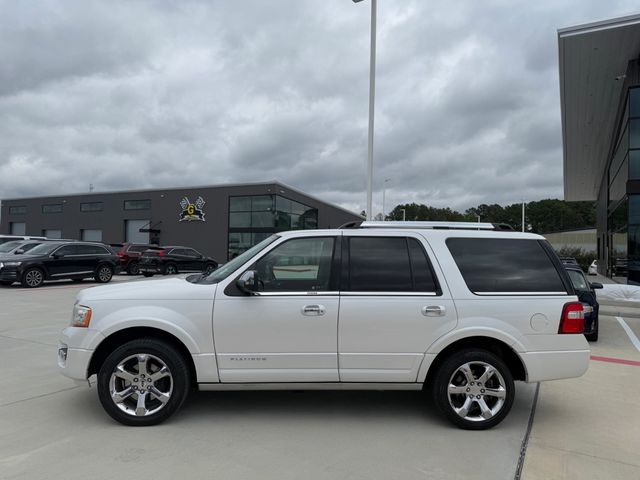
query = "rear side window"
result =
(347, 237, 439, 293)
(446, 238, 567, 294)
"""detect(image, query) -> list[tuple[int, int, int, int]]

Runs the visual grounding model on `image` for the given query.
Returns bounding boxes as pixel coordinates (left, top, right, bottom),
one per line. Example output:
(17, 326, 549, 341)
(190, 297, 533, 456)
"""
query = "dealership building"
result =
(559, 13, 640, 282)
(0, 181, 362, 262)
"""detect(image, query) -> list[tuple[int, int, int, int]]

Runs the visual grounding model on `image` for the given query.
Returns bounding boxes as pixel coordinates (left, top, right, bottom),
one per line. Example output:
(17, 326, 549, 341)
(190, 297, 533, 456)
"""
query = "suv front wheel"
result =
(432, 349, 515, 430)
(97, 338, 191, 426)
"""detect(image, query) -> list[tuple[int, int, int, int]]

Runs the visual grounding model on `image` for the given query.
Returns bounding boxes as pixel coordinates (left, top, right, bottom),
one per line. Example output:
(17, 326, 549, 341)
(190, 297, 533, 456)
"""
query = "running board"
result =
(198, 382, 423, 391)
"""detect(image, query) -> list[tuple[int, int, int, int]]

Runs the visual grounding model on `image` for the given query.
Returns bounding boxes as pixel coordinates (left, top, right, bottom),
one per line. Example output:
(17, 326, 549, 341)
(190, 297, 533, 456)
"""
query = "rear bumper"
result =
(521, 349, 590, 382)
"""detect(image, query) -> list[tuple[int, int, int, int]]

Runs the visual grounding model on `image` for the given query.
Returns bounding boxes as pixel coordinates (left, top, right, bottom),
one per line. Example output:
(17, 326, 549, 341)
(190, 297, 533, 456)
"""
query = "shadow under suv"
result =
(0, 241, 119, 288)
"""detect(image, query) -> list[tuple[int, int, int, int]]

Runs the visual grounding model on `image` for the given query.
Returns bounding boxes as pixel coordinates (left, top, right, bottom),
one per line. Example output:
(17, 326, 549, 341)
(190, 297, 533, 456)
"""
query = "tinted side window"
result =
(254, 237, 335, 292)
(128, 245, 149, 253)
(446, 238, 567, 293)
(348, 237, 412, 291)
(77, 245, 109, 255)
(55, 245, 77, 256)
(408, 238, 439, 292)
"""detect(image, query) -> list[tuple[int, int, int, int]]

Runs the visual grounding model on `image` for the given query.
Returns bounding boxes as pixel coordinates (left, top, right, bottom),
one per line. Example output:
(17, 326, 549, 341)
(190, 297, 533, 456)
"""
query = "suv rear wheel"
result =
(128, 261, 140, 275)
(95, 265, 113, 283)
(97, 338, 191, 426)
(432, 349, 514, 430)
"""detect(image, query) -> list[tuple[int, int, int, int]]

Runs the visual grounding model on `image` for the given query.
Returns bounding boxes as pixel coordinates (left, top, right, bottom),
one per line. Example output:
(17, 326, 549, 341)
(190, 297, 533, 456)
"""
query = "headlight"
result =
(1, 261, 21, 267)
(71, 304, 92, 328)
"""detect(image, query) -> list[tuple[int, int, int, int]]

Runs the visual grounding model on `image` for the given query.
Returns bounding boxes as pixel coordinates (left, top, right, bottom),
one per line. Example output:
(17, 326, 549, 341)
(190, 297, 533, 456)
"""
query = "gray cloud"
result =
(0, 0, 638, 216)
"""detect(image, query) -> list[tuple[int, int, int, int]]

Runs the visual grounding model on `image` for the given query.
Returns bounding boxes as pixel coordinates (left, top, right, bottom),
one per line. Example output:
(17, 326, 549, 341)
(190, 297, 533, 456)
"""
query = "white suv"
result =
(58, 222, 590, 429)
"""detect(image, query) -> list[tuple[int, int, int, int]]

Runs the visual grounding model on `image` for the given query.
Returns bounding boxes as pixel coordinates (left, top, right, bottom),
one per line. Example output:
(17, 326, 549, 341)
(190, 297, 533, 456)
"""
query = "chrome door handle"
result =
(302, 304, 326, 316)
(422, 305, 445, 316)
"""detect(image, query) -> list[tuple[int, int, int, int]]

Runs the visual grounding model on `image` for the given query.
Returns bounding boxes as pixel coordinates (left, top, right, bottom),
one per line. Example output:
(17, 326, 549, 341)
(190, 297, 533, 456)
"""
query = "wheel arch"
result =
(88, 327, 197, 387)
(420, 336, 527, 387)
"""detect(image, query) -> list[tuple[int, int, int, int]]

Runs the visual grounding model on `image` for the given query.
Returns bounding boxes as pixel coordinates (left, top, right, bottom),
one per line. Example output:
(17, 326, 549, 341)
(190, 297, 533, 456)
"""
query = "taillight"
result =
(157, 250, 166, 257)
(559, 302, 585, 334)
(116, 252, 125, 258)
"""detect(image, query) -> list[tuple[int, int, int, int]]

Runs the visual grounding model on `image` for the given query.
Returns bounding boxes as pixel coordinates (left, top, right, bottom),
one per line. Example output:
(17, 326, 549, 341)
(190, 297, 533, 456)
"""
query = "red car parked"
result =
(110, 243, 154, 275)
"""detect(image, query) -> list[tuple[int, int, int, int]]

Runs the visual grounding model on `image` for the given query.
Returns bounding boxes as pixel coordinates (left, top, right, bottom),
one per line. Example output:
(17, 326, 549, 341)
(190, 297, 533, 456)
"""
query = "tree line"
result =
(383, 199, 596, 234)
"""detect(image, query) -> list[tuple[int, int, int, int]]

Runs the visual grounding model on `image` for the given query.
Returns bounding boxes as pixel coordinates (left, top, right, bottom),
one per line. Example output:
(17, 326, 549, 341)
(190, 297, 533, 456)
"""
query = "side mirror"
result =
(590, 282, 603, 289)
(52, 253, 62, 259)
(15, 249, 24, 255)
(236, 270, 259, 294)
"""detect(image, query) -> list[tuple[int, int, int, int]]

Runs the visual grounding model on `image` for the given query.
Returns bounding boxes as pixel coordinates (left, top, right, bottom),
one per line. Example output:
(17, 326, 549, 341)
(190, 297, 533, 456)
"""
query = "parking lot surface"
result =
(0, 277, 638, 479)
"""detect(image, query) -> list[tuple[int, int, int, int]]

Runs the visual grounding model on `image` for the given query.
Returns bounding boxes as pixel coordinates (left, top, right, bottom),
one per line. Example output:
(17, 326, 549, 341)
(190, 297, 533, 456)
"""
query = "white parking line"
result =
(615, 316, 640, 352)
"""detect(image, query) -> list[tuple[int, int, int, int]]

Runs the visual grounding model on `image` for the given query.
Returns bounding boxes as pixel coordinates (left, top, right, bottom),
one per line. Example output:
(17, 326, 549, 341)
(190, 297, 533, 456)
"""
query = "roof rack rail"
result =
(350, 221, 515, 231)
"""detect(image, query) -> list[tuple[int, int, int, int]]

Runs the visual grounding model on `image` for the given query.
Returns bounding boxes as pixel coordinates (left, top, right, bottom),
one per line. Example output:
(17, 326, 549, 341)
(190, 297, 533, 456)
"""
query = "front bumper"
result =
(58, 327, 105, 381)
(0, 269, 19, 282)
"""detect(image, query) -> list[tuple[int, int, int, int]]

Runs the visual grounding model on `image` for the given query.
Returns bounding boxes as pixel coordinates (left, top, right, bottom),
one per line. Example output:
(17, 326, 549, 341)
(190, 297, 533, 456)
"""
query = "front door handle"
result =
(422, 305, 446, 317)
(302, 304, 326, 316)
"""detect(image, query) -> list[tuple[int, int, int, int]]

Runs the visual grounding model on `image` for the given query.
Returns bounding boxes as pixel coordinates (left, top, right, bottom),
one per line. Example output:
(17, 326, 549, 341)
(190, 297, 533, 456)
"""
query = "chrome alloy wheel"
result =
(109, 353, 173, 417)
(24, 269, 43, 287)
(98, 266, 112, 282)
(447, 361, 507, 422)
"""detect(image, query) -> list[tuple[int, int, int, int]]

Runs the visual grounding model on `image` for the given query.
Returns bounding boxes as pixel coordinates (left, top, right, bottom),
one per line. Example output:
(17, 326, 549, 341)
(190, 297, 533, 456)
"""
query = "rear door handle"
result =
(422, 305, 445, 316)
(302, 304, 326, 316)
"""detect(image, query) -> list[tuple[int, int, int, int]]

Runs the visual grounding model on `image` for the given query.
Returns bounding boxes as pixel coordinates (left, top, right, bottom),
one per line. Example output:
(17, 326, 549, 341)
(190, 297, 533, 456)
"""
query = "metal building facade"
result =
(0, 181, 362, 262)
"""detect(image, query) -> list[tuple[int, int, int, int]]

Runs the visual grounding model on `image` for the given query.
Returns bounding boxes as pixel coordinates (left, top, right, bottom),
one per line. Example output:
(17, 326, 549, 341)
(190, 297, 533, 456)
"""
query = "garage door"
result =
(125, 220, 150, 244)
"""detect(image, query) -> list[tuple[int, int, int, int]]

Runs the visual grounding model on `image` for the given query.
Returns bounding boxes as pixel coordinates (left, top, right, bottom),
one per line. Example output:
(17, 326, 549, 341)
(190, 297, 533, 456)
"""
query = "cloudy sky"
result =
(0, 0, 638, 214)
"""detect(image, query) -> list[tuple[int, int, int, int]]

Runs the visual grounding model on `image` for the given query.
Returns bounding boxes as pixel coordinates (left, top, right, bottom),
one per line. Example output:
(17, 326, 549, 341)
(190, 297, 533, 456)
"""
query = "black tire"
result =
(94, 264, 114, 283)
(128, 262, 140, 275)
(142, 272, 154, 278)
(21, 267, 45, 288)
(432, 349, 515, 430)
(97, 338, 191, 426)
(0, 280, 13, 286)
(163, 263, 178, 275)
(585, 318, 599, 342)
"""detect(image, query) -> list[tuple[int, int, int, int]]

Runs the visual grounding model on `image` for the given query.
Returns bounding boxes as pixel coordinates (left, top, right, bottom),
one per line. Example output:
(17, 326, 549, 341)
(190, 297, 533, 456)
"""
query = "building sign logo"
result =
(179, 196, 206, 222)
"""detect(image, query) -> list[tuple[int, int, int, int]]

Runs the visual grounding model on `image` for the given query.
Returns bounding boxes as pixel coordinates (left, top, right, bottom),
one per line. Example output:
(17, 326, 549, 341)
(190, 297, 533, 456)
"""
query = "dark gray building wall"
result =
(0, 182, 362, 261)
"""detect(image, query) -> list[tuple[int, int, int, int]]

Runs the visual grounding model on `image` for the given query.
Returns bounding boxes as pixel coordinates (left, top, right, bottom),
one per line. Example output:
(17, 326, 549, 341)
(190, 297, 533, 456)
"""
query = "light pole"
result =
(382, 178, 391, 220)
(400, 208, 406, 221)
(353, 0, 377, 221)
(522, 201, 525, 232)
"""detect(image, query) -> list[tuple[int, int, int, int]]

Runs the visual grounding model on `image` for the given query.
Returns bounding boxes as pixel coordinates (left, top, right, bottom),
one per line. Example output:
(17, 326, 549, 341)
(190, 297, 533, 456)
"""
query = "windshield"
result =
(0, 241, 23, 253)
(567, 270, 588, 291)
(197, 235, 279, 284)
(25, 243, 62, 256)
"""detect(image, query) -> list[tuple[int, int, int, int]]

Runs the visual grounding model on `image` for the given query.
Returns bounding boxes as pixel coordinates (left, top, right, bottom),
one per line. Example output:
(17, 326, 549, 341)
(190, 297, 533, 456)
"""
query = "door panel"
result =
(338, 296, 457, 382)
(338, 234, 457, 382)
(213, 235, 340, 382)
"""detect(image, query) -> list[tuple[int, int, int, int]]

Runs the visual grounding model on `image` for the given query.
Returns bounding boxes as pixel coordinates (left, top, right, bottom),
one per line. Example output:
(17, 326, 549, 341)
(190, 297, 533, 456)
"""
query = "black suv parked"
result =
(0, 241, 119, 288)
(139, 246, 218, 277)
(565, 265, 602, 342)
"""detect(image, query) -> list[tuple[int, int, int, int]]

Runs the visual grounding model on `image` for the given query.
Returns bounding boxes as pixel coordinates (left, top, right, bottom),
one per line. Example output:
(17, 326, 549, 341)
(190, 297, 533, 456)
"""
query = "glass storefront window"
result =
(229, 212, 251, 228)
(630, 150, 640, 180)
(630, 87, 640, 118)
(229, 196, 251, 212)
(251, 211, 274, 228)
(630, 119, 640, 149)
(251, 196, 274, 211)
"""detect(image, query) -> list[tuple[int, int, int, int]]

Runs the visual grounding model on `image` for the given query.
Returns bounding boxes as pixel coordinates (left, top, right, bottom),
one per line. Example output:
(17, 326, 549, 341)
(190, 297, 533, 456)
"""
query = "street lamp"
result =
(382, 178, 391, 220)
(353, 0, 377, 221)
(400, 208, 406, 221)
